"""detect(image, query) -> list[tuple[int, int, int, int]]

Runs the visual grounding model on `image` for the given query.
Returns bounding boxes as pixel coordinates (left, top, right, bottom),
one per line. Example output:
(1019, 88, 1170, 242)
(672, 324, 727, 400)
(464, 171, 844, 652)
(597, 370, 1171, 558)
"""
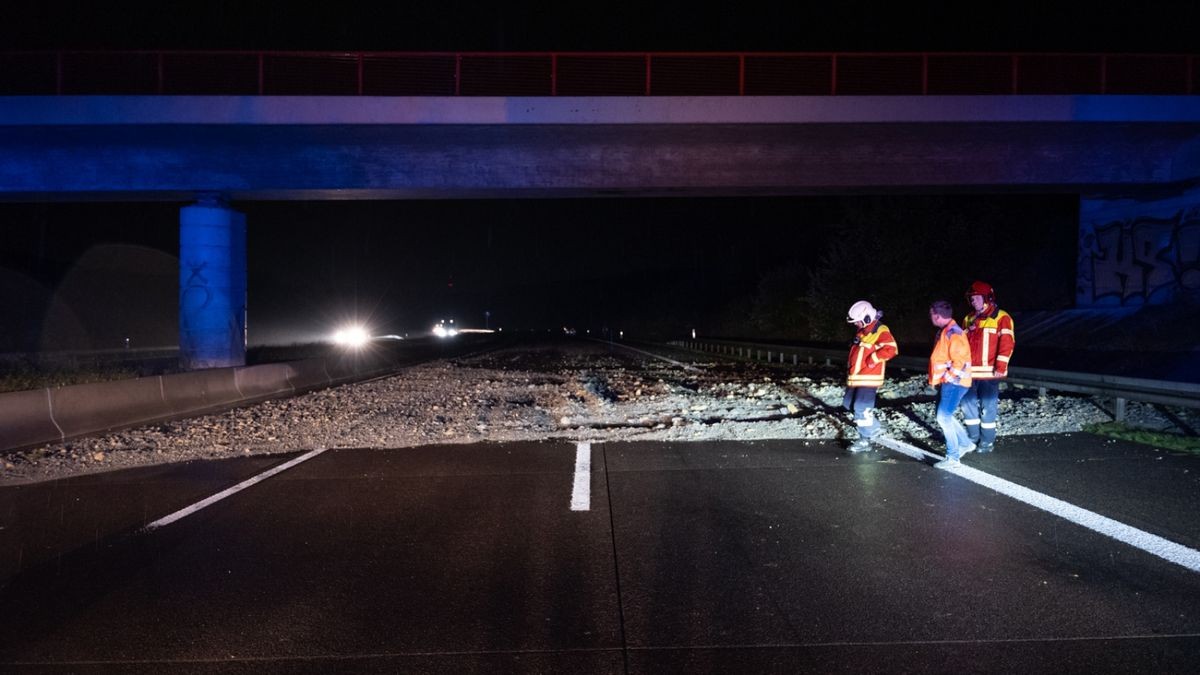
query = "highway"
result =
(2, 433, 1200, 673)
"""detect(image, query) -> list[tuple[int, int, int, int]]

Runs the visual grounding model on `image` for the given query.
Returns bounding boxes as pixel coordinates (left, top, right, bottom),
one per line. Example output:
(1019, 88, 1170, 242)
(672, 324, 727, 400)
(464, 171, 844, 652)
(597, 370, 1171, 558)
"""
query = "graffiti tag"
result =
(1079, 207, 1200, 305)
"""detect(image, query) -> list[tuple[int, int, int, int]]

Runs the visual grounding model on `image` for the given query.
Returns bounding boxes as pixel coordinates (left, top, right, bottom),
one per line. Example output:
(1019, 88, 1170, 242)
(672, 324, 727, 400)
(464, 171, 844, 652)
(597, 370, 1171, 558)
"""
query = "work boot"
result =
(977, 442, 994, 453)
(847, 438, 873, 453)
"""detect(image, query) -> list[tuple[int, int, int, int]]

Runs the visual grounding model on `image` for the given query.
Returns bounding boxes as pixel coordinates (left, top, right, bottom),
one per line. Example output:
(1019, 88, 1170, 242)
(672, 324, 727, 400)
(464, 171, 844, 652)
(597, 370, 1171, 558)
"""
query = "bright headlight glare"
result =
(333, 326, 370, 347)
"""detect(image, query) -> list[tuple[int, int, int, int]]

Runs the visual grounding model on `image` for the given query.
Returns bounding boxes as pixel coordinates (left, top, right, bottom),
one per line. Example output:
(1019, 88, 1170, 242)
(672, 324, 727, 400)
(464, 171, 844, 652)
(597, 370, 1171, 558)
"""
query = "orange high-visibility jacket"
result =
(929, 320, 973, 387)
(963, 304, 1015, 379)
(847, 321, 898, 387)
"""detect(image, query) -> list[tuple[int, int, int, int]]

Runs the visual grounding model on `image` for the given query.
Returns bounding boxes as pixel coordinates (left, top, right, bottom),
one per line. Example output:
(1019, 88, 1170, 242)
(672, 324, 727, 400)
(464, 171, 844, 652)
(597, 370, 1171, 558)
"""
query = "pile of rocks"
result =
(2, 340, 1194, 484)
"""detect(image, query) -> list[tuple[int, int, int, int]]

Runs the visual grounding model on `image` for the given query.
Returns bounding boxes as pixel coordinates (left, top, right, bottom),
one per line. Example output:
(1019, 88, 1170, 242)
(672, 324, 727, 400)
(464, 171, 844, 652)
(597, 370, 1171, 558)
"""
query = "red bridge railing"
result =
(2, 51, 1196, 96)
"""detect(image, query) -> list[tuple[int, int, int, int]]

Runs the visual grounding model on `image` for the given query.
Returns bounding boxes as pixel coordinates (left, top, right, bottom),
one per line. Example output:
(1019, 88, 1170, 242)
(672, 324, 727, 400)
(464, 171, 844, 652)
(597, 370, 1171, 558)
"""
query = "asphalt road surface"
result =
(2, 435, 1199, 673)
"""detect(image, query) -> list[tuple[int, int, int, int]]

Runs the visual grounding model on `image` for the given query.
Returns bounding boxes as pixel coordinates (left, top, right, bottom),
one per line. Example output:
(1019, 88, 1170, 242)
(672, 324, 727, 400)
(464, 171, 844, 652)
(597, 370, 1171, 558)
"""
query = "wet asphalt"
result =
(1, 434, 1199, 673)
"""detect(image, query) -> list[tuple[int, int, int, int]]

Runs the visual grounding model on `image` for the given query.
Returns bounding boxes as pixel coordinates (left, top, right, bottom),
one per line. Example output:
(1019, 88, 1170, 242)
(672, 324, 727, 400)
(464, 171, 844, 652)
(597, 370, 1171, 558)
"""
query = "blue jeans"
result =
(961, 379, 1000, 445)
(842, 386, 880, 439)
(936, 383, 973, 459)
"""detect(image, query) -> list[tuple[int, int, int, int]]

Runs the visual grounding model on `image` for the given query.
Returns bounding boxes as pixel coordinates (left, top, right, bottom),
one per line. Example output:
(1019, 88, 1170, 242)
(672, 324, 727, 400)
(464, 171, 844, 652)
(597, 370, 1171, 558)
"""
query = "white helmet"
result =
(846, 300, 878, 325)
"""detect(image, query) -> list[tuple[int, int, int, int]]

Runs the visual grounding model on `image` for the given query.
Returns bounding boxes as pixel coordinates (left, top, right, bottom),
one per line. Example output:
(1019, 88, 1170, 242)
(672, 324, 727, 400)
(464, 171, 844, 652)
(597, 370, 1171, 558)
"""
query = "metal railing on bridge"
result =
(668, 339, 1200, 420)
(3, 51, 1197, 97)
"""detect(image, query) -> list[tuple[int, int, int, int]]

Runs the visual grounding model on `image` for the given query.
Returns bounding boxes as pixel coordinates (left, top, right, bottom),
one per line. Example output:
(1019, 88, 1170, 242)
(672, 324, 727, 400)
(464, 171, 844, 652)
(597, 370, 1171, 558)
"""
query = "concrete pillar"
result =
(179, 197, 246, 370)
(1077, 189, 1200, 306)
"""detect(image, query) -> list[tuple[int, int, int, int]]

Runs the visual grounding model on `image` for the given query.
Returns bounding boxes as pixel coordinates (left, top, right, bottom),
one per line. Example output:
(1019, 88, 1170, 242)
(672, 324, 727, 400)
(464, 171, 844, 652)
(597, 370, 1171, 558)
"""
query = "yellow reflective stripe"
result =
(1000, 329, 1014, 336)
(858, 329, 882, 346)
(848, 375, 884, 385)
(996, 355, 1010, 363)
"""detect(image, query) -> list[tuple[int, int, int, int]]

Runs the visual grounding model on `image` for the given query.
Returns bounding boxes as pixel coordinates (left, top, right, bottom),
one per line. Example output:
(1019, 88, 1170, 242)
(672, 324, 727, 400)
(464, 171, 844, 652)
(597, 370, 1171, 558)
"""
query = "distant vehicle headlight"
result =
(333, 326, 370, 348)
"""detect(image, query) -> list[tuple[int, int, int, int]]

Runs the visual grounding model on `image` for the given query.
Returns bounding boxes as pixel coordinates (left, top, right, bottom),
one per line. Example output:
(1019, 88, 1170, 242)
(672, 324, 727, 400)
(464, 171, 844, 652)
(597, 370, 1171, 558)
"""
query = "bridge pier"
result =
(179, 196, 246, 370)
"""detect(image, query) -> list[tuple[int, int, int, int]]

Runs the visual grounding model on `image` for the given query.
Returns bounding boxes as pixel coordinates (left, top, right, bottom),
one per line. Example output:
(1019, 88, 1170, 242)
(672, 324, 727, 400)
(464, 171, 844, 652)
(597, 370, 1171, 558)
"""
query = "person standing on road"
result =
(843, 300, 899, 453)
(929, 300, 975, 468)
(961, 281, 1015, 453)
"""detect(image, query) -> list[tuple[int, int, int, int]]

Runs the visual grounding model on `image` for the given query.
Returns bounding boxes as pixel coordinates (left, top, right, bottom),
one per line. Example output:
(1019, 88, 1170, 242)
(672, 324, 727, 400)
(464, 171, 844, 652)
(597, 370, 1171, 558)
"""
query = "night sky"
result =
(0, 2, 1187, 352)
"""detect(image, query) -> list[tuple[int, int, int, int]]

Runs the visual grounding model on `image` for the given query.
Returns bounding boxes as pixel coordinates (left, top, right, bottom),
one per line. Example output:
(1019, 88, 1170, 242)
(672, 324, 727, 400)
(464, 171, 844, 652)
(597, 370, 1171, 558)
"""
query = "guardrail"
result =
(3, 51, 1196, 97)
(667, 339, 1200, 418)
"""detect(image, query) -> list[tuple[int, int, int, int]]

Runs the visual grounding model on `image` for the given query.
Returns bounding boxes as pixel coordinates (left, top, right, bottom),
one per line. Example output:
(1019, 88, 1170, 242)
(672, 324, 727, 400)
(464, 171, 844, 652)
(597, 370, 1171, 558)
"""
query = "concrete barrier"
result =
(160, 368, 241, 414)
(0, 389, 63, 450)
(285, 359, 332, 391)
(50, 376, 172, 439)
(325, 351, 369, 381)
(0, 354, 383, 453)
(233, 363, 294, 400)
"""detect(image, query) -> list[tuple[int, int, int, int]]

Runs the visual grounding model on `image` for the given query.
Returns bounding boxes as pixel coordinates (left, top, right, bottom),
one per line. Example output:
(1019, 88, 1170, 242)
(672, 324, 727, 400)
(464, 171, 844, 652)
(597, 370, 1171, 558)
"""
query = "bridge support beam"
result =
(1077, 188, 1200, 307)
(179, 196, 246, 370)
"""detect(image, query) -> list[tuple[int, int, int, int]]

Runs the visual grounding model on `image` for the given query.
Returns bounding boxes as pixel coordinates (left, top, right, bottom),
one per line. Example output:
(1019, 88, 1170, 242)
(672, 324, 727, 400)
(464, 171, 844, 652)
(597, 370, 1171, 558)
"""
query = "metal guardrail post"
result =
(1115, 397, 1126, 422)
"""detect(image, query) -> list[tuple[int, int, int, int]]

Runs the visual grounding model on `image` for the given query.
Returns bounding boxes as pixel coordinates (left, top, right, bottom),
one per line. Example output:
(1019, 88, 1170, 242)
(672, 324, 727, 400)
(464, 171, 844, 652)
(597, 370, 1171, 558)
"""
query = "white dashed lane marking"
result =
(571, 442, 591, 511)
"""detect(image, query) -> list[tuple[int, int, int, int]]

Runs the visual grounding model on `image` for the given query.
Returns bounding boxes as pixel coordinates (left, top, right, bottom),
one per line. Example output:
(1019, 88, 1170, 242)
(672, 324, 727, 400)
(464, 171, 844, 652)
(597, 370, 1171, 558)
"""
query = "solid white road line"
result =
(873, 436, 1200, 574)
(872, 436, 942, 462)
(143, 448, 328, 531)
(571, 441, 592, 511)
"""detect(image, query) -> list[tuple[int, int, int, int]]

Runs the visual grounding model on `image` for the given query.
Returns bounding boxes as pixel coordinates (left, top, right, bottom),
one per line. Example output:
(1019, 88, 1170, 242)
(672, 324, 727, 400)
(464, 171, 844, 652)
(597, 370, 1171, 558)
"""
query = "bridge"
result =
(3, 51, 1199, 367)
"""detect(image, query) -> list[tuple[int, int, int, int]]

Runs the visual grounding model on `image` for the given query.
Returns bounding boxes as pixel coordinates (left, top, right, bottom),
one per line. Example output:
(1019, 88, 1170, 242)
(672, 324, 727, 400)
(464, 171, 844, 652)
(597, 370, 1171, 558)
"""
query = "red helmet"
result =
(965, 280, 995, 302)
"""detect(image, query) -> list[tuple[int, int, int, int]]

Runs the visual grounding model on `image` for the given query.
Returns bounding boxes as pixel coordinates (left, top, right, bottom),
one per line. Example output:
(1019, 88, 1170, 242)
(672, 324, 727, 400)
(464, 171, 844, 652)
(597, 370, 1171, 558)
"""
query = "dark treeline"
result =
(631, 195, 1079, 345)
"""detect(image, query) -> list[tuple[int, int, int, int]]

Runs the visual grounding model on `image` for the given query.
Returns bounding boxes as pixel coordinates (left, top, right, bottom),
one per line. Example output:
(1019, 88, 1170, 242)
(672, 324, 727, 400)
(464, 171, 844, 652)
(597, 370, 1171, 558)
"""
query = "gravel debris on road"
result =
(2, 340, 1195, 484)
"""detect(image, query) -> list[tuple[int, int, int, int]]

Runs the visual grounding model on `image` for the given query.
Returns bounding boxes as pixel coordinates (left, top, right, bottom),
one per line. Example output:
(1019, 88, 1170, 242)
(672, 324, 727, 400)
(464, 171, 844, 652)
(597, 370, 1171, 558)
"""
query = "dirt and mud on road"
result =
(2, 338, 1194, 485)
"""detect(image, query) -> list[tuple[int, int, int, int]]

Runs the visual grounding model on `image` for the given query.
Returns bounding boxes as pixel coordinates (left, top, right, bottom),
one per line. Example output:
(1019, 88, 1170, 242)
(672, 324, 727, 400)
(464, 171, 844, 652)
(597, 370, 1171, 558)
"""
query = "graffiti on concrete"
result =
(1078, 206, 1200, 305)
(180, 259, 211, 312)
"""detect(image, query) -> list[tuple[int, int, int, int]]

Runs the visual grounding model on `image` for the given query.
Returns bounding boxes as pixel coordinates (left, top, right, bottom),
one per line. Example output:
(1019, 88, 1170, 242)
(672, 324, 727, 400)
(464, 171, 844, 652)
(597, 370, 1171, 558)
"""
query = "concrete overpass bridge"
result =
(2, 51, 1199, 367)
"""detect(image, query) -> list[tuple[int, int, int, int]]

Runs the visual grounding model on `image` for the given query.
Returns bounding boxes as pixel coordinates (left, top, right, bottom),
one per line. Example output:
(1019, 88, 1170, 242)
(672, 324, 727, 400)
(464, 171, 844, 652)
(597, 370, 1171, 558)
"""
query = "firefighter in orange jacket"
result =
(961, 281, 1015, 453)
(843, 300, 899, 453)
(929, 300, 975, 467)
